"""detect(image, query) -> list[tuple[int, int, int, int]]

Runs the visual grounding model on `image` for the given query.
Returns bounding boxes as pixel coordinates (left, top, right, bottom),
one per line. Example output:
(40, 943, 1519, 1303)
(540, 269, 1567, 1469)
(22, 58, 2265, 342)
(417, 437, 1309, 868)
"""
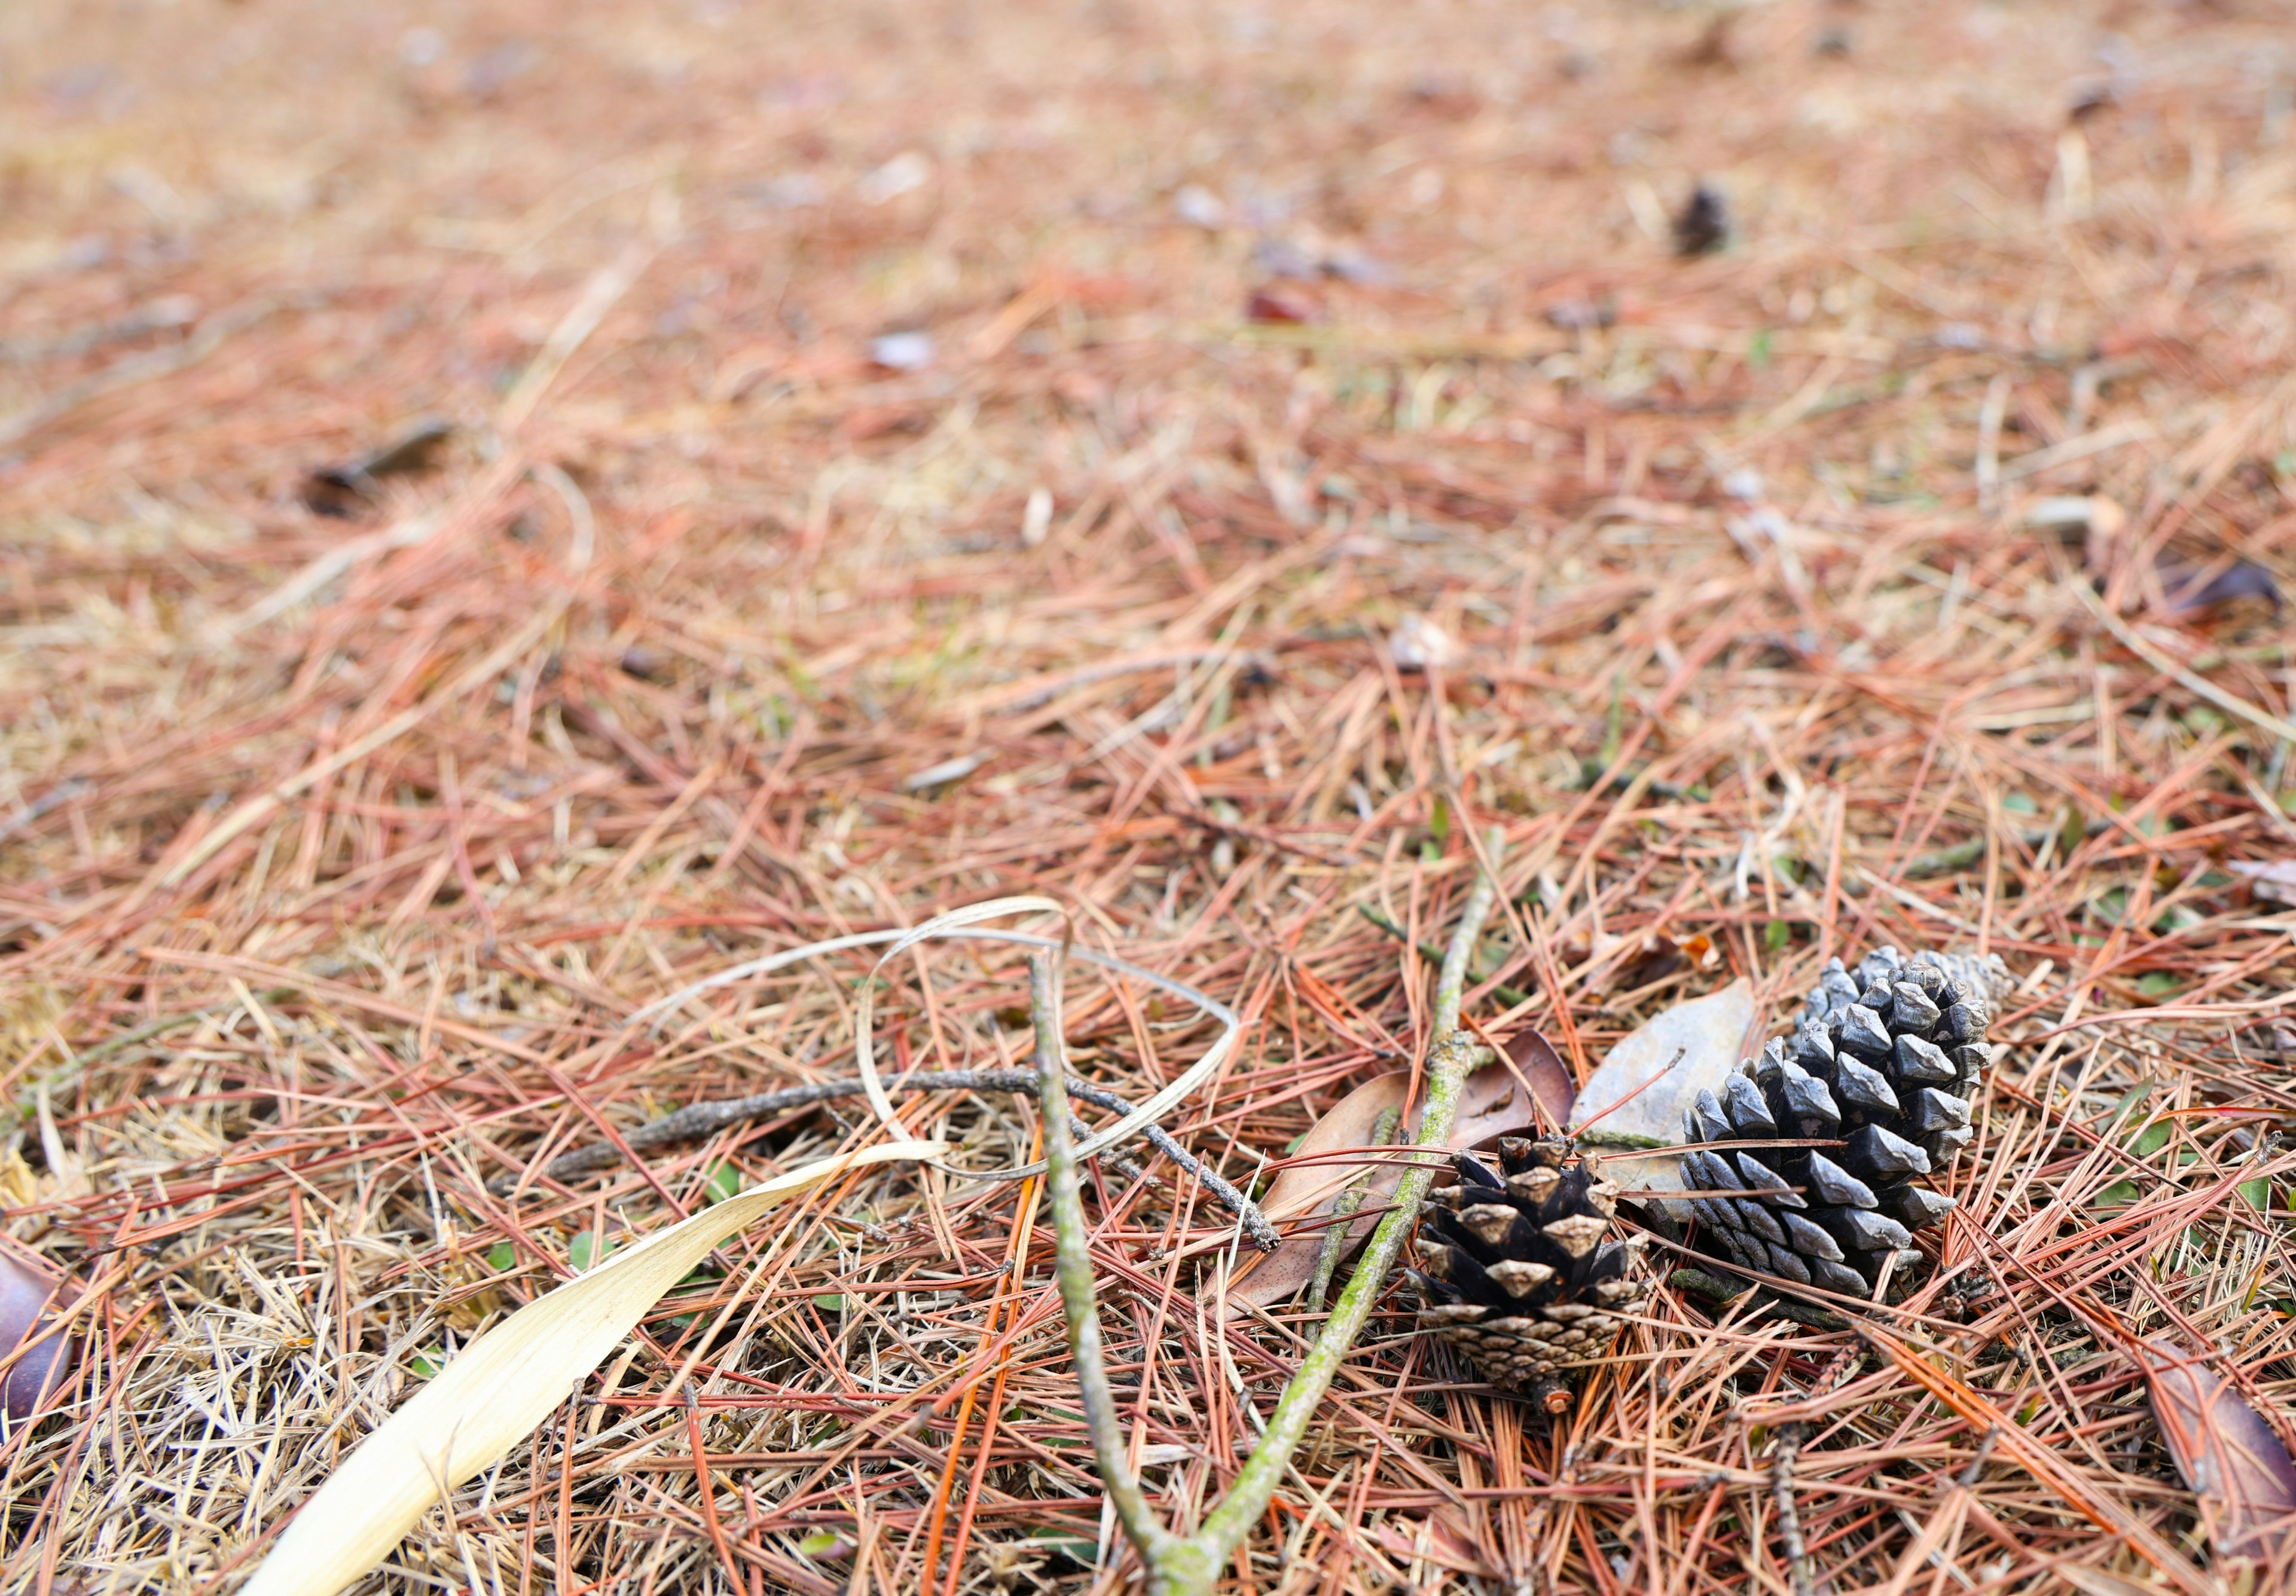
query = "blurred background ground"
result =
(4, 0, 2296, 1592)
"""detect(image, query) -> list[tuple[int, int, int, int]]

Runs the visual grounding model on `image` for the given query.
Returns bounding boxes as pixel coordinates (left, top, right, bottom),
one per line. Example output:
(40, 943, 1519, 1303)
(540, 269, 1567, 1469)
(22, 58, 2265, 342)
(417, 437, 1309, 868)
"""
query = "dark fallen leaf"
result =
(300, 417, 456, 518)
(1680, 12, 1736, 69)
(1248, 239, 1385, 285)
(1503, 1026, 1577, 1130)
(2068, 78, 2117, 123)
(0, 1247, 74, 1426)
(2227, 860, 2296, 907)
(1320, 247, 1388, 286)
(1672, 182, 1729, 258)
(1245, 285, 1321, 325)
(2138, 1338, 2296, 1564)
(2155, 558, 2281, 617)
(1226, 1055, 1540, 1312)
(618, 645, 669, 681)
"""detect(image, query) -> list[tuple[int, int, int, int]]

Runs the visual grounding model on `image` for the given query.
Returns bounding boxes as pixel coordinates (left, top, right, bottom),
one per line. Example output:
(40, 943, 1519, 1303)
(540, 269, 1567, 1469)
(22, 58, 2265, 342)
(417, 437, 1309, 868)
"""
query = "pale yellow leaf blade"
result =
(242, 1138, 947, 1596)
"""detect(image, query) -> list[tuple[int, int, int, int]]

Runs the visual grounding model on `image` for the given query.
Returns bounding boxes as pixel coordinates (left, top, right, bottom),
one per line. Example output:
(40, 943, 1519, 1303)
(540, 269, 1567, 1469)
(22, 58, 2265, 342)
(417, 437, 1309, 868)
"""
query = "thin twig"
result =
(509, 1068, 1281, 1250)
(1183, 826, 1511, 1585)
(1308, 1103, 1397, 1311)
(1433, 830, 1507, 1039)
(1033, 827, 1511, 1596)
(1028, 948, 1179, 1576)
(1773, 1421, 1814, 1596)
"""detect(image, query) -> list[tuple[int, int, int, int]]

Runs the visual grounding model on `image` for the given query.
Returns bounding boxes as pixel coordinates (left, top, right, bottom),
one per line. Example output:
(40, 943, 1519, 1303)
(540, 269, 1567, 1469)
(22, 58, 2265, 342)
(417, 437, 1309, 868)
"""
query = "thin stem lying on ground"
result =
(514, 1066, 1280, 1249)
(1034, 828, 1508, 1596)
(1028, 949, 1178, 1573)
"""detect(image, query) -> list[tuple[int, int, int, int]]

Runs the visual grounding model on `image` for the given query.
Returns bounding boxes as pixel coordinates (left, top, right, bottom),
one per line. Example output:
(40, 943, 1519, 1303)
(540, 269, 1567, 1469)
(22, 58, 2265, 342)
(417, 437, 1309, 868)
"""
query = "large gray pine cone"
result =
(1671, 945, 1995, 1303)
(1411, 1137, 1649, 1393)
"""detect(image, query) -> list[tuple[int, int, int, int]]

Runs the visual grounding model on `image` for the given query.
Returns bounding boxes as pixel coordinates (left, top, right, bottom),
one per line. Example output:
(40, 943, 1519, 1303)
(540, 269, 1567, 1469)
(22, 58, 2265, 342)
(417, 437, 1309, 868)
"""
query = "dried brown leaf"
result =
(2139, 1338, 2296, 1564)
(1226, 1052, 1541, 1311)
(1503, 1025, 1577, 1129)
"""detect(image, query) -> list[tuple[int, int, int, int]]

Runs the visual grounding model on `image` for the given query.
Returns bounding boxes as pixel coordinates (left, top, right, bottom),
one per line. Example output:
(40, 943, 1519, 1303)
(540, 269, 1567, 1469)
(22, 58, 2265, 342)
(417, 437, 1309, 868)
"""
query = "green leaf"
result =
(569, 1230, 615, 1271)
(812, 1294, 845, 1312)
(1764, 919, 1791, 952)
(2239, 1176, 2272, 1210)
(2135, 971, 2184, 1000)
(1428, 792, 1451, 846)
(411, 1347, 448, 1380)
(2104, 1083, 2153, 1127)
(701, 1161, 741, 1205)
(795, 1530, 853, 1559)
(2003, 791, 2038, 815)
(487, 1242, 517, 1273)
(1016, 1530, 1099, 1566)
(2129, 1120, 2173, 1157)
(2093, 1181, 2139, 1209)
(1748, 329, 1773, 368)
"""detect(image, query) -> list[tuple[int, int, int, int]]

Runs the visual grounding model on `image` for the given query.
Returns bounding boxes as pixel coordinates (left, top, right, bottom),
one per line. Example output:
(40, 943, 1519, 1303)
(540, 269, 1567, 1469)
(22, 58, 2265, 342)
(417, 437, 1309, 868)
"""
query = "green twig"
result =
(1431, 836, 1504, 1039)
(1355, 904, 1529, 1008)
(1307, 1104, 1398, 1311)
(1031, 826, 1512, 1595)
(1029, 949, 1179, 1579)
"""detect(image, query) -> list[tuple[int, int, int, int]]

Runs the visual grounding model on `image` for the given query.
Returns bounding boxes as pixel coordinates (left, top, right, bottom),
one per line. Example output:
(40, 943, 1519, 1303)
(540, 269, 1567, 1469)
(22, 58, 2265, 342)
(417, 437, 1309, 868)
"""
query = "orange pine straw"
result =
(1857, 1324, 2205, 1595)
(917, 1121, 1045, 1592)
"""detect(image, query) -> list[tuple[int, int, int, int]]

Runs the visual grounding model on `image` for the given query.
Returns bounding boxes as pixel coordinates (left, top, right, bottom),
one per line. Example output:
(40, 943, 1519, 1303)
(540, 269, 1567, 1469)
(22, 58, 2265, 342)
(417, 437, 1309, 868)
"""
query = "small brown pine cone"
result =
(1410, 1136, 1649, 1396)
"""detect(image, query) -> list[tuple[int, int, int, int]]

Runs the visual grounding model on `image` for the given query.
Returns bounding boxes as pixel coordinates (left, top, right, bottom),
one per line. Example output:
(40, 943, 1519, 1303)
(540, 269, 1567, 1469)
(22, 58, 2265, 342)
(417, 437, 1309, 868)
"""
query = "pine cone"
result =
(1672, 945, 1995, 1302)
(1412, 1136, 1650, 1395)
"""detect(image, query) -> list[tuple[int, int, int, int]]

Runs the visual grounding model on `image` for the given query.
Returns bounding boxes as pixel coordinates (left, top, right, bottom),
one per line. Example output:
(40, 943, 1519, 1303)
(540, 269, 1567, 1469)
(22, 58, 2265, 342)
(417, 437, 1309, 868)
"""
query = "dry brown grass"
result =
(4, 0, 2295, 1590)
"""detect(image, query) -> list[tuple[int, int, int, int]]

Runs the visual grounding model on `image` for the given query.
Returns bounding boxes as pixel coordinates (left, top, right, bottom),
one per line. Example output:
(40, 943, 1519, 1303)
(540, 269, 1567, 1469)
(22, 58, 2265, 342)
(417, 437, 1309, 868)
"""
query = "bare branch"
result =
(1028, 947, 1179, 1574)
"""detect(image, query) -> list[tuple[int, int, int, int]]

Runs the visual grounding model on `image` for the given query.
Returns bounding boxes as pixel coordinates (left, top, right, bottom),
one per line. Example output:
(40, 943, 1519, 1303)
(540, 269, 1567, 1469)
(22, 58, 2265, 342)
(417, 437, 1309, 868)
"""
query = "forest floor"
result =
(3, 0, 2295, 1591)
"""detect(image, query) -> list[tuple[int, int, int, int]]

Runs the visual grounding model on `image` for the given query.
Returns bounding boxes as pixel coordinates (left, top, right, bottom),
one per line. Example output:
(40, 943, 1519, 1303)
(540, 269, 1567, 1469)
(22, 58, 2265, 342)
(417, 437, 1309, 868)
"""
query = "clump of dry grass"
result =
(3, 0, 2295, 1590)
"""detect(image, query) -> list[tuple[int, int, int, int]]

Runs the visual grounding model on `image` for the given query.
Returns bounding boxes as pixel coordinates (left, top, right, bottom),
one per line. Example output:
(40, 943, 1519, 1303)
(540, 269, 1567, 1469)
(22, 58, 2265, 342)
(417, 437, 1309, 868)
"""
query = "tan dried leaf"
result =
(1226, 1050, 1546, 1313)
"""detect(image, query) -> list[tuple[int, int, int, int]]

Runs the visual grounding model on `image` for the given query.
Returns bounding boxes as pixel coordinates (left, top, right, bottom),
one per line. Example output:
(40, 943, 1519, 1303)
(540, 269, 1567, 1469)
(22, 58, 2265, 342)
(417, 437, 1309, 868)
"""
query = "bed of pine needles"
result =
(4, 0, 2296, 1591)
